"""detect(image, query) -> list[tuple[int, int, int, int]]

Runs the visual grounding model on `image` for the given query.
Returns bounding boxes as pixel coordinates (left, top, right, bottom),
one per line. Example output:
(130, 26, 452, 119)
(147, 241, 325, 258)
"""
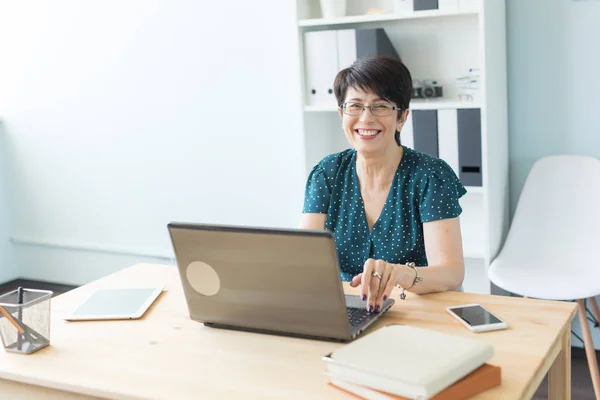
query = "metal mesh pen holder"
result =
(0, 287, 53, 354)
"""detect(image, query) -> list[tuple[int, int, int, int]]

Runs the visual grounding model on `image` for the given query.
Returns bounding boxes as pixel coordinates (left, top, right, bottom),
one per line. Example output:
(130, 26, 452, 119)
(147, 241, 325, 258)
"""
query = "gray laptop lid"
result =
(167, 222, 353, 341)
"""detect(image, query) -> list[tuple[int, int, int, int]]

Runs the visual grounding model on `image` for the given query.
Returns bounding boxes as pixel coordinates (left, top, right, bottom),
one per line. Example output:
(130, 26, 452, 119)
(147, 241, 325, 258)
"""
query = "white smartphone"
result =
(446, 303, 508, 333)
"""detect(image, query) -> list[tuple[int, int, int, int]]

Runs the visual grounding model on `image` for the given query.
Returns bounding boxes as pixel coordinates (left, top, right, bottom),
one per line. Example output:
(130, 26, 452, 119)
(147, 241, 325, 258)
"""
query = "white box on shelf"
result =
(319, 0, 347, 19)
(394, 0, 414, 14)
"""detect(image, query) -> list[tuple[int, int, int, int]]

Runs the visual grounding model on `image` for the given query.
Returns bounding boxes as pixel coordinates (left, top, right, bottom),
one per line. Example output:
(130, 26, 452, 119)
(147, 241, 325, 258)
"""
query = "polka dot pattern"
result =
(302, 146, 467, 282)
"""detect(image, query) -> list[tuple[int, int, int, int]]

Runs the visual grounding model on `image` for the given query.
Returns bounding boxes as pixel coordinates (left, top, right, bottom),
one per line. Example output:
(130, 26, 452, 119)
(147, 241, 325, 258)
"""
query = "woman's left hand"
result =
(349, 258, 404, 313)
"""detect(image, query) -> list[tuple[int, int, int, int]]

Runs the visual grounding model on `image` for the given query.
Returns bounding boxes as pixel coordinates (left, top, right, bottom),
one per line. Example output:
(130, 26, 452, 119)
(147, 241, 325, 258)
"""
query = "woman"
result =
(300, 55, 466, 313)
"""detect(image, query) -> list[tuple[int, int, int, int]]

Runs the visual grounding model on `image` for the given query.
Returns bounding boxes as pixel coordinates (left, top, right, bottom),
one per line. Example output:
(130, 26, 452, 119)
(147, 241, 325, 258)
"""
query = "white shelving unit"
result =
(304, 99, 481, 112)
(295, 0, 508, 294)
(298, 8, 478, 27)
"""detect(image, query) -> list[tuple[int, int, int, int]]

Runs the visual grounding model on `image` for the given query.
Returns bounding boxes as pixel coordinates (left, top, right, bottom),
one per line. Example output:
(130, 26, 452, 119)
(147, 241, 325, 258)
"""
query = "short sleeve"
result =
(418, 160, 467, 223)
(302, 164, 331, 214)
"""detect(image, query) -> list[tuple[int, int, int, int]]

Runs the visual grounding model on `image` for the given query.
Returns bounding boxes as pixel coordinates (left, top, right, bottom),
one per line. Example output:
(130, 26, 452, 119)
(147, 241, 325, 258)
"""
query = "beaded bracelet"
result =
(399, 262, 423, 300)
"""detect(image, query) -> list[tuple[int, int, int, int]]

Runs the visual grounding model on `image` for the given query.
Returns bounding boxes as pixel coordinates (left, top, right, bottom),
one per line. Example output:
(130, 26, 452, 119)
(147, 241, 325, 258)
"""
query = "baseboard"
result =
(571, 346, 598, 359)
(0, 278, 78, 297)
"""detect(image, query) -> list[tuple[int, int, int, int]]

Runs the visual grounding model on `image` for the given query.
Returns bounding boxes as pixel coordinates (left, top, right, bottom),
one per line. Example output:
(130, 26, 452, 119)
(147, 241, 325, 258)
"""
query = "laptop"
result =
(167, 222, 395, 342)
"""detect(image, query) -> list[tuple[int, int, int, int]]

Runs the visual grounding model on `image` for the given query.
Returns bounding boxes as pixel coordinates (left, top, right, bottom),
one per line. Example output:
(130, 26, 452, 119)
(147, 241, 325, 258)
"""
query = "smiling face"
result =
(338, 87, 407, 157)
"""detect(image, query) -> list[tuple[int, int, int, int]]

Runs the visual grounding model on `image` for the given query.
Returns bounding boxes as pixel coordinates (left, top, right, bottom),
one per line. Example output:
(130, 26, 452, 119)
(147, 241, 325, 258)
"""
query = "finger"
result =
(369, 260, 386, 311)
(381, 265, 400, 304)
(349, 273, 362, 288)
(361, 259, 374, 302)
(375, 264, 393, 311)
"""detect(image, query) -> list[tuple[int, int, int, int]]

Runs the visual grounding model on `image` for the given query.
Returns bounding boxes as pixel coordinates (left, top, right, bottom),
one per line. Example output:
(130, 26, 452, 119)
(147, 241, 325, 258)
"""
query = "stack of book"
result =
(323, 325, 501, 399)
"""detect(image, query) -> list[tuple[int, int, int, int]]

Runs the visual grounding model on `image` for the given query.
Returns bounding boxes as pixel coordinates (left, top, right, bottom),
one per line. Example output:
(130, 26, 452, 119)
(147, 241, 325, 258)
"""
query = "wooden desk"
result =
(0, 263, 576, 400)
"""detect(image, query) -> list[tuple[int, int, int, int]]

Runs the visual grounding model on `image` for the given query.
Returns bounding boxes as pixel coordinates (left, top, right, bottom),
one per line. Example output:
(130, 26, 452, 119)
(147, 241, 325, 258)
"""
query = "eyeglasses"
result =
(341, 102, 400, 117)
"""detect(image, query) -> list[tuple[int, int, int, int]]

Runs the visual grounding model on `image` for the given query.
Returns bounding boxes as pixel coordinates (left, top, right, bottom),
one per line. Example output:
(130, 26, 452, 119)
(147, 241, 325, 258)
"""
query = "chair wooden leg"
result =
(577, 299, 600, 399)
(588, 297, 600, 328)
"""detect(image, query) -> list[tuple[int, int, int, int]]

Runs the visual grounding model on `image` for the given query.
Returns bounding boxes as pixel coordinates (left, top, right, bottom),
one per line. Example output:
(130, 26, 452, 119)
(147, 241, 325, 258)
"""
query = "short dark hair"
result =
(333, 56, 412, 146)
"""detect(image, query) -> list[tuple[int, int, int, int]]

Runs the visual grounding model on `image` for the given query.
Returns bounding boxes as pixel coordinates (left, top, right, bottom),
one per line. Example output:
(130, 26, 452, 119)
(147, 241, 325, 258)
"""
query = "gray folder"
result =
(412, 110, 439, 158)
(457, 108, 482, 186)
(355, 28, 400, 60)
(414, 0, 439, 11)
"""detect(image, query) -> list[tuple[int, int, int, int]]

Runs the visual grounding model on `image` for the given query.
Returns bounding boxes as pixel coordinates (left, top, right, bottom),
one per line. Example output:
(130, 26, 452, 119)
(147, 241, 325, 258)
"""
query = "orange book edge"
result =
(328, 363, 501, 400)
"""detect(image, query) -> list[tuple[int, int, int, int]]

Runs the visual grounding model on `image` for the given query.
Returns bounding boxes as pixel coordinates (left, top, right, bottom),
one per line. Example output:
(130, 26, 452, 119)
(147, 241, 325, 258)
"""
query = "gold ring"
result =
(372, 271, 383, 280)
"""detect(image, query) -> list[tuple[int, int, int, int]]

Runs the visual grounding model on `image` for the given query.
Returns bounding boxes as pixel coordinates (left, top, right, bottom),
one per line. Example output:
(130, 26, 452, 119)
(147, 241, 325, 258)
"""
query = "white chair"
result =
(488, 155, 600, 398)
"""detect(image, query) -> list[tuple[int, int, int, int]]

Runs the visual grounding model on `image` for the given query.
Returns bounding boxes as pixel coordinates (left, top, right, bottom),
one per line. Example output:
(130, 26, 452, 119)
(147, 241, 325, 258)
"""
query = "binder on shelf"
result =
(396, 0, 463, 13)
(355, 28, 400, 60)
(410, 108, 481, 188)
(438, 0, 459, 10)
(401, 111, 415, 150)
(304, 28, 400, 106)
(414, 0, 439, 11)
(457, 108, 482, 186)
(304, 30, 339, 107)
(412, 110, 439, 158)
(336, 29, 357, 71)
(437, 109, 460, 177)
(336, 28, 400, 70)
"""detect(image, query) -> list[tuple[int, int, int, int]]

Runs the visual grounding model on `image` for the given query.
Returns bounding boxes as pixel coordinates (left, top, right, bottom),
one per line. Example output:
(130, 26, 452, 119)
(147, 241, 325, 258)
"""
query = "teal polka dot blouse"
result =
(303, 146, 467, 282)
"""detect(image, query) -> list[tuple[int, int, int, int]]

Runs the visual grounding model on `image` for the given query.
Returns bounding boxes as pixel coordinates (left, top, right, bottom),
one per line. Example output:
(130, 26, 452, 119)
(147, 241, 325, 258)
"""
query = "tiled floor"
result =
(1, 278, 599, 398)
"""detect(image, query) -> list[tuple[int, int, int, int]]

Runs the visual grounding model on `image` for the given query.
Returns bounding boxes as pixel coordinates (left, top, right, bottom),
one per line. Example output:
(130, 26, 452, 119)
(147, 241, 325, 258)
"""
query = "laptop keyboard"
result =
(347, 307, 371, 327)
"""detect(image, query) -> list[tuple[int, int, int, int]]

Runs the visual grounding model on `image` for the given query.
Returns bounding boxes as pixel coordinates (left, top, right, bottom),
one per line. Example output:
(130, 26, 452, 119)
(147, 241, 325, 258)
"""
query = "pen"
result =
(17, 287, 23, 350)
(0, 305, 25, 335)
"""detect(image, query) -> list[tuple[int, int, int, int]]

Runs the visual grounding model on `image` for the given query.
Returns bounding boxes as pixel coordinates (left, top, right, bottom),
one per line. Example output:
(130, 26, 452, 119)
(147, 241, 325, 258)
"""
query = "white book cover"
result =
(323, 324, 494, 399)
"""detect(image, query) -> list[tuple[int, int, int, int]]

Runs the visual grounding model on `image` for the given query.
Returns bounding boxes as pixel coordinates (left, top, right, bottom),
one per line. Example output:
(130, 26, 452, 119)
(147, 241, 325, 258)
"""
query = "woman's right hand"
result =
(350, 258, 405, 313)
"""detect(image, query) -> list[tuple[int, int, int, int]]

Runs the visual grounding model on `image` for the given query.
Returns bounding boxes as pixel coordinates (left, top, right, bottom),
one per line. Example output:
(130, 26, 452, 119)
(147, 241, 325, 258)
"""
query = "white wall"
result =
(0, 124, 18, 284)
(0, 0, 306, 284)
(507, 0, 600, 348)
(4, 0, 599, 349)
(508, 0, 600, 210)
